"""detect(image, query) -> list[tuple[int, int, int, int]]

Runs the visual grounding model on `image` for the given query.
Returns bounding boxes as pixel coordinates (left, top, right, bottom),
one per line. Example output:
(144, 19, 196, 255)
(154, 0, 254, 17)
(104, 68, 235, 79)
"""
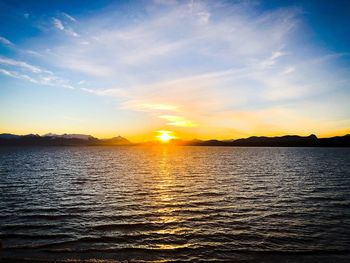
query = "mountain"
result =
(184, 134, 350, 147)
(0, 133, 21, 139)
(230, 134, 318, 147)
(100, 136, 131, 145)
(318, 134, 350, 147)
(0, 133, 131, 146)
(1, 133, 349, 147)
(43, 133, 94, 140)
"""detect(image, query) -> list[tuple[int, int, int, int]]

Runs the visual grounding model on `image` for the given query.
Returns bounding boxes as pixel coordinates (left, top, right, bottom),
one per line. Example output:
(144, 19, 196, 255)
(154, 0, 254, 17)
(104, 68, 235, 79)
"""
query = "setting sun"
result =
(157, 131, 175, 143)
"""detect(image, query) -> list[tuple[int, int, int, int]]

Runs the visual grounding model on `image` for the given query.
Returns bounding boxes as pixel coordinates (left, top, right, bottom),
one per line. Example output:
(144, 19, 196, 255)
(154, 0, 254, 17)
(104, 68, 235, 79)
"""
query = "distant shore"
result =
(0, 133, 349, 147)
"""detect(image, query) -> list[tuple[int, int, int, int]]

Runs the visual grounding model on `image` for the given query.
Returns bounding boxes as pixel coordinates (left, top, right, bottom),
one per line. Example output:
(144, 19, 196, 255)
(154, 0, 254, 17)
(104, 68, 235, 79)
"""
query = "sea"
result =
(1, 146, 350, 262)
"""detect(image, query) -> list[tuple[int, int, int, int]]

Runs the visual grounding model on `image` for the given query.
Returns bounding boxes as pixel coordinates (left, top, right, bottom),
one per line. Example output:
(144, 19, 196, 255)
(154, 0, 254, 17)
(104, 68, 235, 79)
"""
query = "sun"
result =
(156, 130, 175, 143)
(159, 132, 172, 142)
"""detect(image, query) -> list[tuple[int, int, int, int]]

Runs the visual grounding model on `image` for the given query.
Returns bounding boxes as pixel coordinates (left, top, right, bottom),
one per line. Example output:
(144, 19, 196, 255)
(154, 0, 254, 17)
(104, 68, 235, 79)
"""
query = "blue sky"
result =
(0, 0, 349, 141)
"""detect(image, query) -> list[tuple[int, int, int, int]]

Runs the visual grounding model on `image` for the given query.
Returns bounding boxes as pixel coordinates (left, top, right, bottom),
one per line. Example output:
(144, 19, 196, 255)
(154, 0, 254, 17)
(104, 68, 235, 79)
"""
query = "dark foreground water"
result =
(0, 146, 350, 262)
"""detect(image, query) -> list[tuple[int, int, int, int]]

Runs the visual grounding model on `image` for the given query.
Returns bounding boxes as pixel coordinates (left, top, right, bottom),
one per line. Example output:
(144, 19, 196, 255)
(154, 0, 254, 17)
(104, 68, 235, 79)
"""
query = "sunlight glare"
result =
(157, 130, 175, 143)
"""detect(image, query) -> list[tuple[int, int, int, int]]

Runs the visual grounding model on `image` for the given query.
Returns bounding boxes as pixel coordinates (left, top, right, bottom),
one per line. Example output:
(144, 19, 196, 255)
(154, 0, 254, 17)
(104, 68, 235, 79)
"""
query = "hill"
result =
(0, 133, 131, 146)
(1, 133, 349, 147)
(184, 134, 350, 147)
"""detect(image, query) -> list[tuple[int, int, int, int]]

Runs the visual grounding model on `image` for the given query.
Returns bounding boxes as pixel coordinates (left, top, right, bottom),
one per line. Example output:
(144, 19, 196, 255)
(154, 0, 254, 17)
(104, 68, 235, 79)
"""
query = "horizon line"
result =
(1, 131, 349, 144)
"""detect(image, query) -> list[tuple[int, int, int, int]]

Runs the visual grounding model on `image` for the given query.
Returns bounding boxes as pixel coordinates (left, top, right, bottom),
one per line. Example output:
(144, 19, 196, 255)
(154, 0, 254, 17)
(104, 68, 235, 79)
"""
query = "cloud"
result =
(153, 0, 178, 6)
(0, 68, 38, 83)
(0, 36, 14, 46)
(46, 1, 298, 77)
(53, 18, 65, 30)
(0, 36, 44, 57)
(80, 87, 127, 97)
(0, 56, 74, 89)
(260, 51, 286, 68)
(121, 101, 179, 112)
(282, 66, 295, 74)
(52, 17, 79, 37)
(62, 12, 77, 22)
(0, 67, 74, 89)
(0, 57, 49, 74)
(159, 115, 197, 127)
(64, 28, 79, 37)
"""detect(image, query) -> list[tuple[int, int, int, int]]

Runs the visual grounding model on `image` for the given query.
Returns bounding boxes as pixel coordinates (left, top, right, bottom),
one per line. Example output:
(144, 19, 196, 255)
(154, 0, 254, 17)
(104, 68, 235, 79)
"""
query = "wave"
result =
(0, 233, 72, 240)
(90, 222, 178, 232)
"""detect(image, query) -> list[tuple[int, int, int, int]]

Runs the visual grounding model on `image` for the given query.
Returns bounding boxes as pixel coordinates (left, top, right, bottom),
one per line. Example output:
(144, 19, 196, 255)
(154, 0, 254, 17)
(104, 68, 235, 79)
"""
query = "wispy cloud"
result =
(282, 66, 295, 74)
(0, 36, 14, 46)
(80, 87, 127, 97)
(0, 56, 74, 89)
(0, 36, 43, 57)
(47, 2, 298, 77)
(52, 17, 79, 37)
(121, 101, 179, 112)
(62, 12, 76, 22)
(159, 115, 197, 127)
(53, 18, 65, 30)
(0, 68, 38, 83)
(260, 51, 286, 68)
(0, 67, 74, 89)
(0, 57, 50, 74)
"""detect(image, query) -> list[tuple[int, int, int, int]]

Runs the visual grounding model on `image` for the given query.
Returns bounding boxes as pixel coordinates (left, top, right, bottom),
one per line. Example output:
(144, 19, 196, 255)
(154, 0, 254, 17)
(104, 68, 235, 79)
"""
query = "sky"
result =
(0, 0, 349, 141)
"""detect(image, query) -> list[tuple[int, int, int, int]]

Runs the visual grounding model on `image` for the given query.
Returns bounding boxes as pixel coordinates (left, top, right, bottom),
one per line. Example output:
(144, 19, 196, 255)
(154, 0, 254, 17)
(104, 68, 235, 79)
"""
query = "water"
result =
(0, 146, 350, 262)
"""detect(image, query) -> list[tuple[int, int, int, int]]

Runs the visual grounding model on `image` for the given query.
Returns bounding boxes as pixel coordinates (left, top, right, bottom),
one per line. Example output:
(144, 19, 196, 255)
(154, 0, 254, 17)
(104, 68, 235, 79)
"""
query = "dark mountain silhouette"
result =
(43, 133, 95, 140)
(0, 133, 22, 139)
(229, 134, 318, 147)
(0, 133, 349, 147)
(0, 133, 131, 146)
(100, 136, 131, 145)
(318, 134, 350, 147)
(184, 134, 350, 147)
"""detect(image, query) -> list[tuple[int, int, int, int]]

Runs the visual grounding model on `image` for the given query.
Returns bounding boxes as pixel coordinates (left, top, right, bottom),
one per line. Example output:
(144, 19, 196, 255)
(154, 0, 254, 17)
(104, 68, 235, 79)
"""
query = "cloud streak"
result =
(0, 56, 74, 89)
(62, 12, 76, 22)
(0, 57, 50, 74)
(0, 36, 14, 46)
(159, 115, 197, 127)
(52, 17, 79, 37)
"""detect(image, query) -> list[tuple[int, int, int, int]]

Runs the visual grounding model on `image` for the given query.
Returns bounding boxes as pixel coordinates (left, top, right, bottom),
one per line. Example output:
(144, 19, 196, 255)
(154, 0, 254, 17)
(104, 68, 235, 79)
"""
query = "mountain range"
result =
(178, 134, 350, 147)
(0, 133, 131, 146)
(0, 133, 349, 147)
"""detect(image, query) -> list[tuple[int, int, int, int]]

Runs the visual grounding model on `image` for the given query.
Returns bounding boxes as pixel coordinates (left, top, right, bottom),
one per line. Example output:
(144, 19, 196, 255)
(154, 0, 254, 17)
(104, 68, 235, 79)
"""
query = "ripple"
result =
(0, 146, 350, 262)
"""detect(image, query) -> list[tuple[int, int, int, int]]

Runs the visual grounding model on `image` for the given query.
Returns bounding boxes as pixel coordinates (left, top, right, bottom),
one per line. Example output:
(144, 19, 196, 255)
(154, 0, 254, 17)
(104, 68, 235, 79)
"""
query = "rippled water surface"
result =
(1, 146, 350, 262)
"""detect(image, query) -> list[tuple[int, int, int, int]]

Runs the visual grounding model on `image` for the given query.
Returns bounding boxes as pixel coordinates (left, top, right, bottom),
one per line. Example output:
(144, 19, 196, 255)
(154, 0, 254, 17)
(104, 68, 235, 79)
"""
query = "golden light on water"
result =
(156, 130, 175, 143)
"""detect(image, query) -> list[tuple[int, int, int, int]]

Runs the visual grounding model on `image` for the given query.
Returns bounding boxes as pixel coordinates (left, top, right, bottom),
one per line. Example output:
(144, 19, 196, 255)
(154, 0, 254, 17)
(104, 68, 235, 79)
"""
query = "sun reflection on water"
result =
(149, 147, 189, 240)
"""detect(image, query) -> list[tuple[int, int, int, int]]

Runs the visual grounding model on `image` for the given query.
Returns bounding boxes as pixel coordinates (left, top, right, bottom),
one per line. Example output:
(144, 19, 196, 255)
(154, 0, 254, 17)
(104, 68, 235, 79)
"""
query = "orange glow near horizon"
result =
(1, 122, 349, 143)
(156, 130, 176, 143)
